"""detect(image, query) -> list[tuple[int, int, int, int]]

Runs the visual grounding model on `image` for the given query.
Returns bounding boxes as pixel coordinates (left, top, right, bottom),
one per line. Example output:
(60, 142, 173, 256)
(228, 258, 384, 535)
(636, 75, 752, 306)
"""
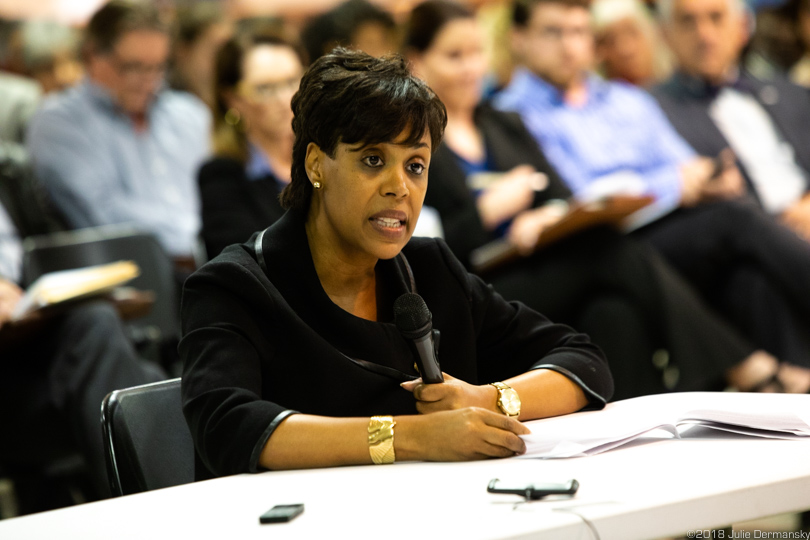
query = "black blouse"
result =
(180, 208, 612, 479)
(197, 157, 286, 258)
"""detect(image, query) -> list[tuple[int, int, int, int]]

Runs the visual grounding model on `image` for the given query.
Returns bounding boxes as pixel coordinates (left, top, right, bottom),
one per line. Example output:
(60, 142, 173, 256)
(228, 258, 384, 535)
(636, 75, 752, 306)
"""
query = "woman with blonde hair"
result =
(198, 33, 305, 257)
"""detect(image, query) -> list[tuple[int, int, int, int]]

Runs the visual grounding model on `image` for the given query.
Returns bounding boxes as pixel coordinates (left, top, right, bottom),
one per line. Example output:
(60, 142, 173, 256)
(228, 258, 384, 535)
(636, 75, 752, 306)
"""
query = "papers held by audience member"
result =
(11, 260, 139, 320)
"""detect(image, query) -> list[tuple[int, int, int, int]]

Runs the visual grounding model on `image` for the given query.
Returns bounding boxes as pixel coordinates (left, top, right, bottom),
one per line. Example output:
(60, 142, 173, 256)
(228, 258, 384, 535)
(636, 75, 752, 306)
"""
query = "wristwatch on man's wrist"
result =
(490, 382, 521, 417)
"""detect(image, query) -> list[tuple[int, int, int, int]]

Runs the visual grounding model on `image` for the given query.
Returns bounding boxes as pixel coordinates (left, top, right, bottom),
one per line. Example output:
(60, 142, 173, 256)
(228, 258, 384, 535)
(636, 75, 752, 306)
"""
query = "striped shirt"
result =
(27, 79, 211, 257)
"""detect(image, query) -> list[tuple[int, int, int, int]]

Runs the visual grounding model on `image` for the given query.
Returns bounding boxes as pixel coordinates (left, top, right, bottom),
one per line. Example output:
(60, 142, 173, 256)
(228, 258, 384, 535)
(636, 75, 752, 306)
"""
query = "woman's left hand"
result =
(401, 373, 498, 415)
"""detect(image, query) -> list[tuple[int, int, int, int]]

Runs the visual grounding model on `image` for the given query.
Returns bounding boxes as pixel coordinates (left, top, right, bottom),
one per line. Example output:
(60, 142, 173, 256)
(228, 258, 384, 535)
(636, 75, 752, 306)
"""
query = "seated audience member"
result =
(0, 71, 40, 144)
(743, 0, 804, 80)
(26, 1, 211, 277)
(493, 0, 810, 391)
(406, 0, 791, 399)
(0, 18, 16, 66)
(169, 2, 233, 108)
(234, 16, 287, 43)
(198, 34, 304, 258)
(653, 0, 810, 364)
(180, 48, 613, 479)
(653, 0, 810, 241)
(791, 0, 810, 86)
(301, 0, 398, 62)
(0, 159, 166, 505)
(591, 0, 672, 86)
(0, 20, 81, 145)
(18, 20, 83, 94)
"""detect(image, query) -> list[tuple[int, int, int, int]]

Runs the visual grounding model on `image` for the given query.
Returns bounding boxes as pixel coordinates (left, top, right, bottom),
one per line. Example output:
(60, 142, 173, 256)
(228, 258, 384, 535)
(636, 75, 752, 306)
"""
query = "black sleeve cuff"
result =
(248, 409, 299, 473)
(530, 364, 608, 410)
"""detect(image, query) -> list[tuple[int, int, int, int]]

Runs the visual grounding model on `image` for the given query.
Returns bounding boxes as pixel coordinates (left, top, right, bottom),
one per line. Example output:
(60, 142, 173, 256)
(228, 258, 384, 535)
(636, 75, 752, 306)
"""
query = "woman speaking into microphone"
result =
(179, 48, 612, 480)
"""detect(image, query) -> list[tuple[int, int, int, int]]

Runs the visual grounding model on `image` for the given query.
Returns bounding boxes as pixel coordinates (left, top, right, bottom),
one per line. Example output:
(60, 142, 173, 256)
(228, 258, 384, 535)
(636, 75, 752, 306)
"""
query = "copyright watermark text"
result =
(686, 532, 810, 539)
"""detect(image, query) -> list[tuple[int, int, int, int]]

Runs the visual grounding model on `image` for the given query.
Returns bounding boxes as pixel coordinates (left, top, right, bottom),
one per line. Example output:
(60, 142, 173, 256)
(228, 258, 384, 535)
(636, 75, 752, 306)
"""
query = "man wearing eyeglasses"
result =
(26, 0, 211, 276)
(492, 0, 810, 391)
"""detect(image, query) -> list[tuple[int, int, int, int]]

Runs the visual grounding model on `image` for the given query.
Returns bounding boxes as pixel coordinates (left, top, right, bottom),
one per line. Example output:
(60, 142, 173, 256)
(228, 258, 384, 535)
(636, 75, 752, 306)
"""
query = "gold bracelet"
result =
(368, 416, 396, 465)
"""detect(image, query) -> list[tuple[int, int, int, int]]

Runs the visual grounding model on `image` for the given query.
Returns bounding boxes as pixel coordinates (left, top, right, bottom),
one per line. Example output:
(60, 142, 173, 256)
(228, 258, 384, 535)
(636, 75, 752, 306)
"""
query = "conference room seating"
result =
(101, 378, 194, 497)
(21, 226, 180, 365)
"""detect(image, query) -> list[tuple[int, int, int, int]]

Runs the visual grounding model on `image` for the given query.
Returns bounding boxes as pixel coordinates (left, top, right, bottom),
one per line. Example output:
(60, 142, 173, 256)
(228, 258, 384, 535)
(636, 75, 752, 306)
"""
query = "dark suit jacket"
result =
(180, 207, 612, 479)
(651, 71, 810, 202)
(197, 157, 286, 258)
(0, 141, 66, 240)
(424, 103, 572, 267)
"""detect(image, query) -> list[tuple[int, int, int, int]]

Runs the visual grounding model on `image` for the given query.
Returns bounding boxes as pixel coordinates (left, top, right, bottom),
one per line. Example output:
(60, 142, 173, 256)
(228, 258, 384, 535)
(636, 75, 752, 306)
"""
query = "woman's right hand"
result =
(395, 407, 530, 462)
(476, 165, 545, 230)
(506, 203, 568, 255)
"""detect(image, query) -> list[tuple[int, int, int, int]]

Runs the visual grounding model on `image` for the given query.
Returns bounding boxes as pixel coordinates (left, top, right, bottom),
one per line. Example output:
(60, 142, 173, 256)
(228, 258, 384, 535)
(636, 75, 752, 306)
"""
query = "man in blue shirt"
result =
(493, 0, 810, 390)
(27, 1, 210, 269)
(494, 0, 744, 224)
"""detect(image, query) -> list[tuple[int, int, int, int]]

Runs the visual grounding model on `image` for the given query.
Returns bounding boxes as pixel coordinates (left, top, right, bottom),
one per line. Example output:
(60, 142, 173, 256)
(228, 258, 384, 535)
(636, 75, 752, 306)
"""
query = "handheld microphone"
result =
(394, 293, 444, 384)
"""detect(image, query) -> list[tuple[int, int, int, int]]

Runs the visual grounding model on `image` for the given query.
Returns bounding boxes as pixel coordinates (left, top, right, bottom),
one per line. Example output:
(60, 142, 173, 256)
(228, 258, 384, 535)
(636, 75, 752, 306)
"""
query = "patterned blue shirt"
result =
(0, 203, 22, 283)
(26, 79, 211, 256)
(245, 142, 290, 194)
(493, 69, 696, 224)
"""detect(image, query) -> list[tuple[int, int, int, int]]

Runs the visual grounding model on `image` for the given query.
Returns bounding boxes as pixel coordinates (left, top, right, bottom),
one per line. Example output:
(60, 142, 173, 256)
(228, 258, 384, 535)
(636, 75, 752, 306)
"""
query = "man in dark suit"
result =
(653, 0, 810, 241)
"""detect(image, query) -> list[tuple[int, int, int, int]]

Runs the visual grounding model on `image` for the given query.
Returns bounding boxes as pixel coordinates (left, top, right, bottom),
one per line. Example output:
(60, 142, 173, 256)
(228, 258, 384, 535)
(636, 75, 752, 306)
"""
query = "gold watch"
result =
(490, 382, 521, 417)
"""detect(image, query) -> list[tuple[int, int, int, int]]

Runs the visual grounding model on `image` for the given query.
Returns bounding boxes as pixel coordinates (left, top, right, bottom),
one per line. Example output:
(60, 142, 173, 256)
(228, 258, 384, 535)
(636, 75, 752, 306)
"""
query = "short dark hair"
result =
(512, 0, 592, 28)
(84, 0, 167, 57)
(301, 0, 396, 63)
(404, 0, 474, 53)
(281, 47, 447, 211)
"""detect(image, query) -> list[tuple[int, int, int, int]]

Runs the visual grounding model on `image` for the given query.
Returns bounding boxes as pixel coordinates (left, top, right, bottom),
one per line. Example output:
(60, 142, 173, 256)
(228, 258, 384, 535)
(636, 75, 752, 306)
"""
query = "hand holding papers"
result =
(519, 392, 810, 459)
(11, 260, 140, 321)
(470, 195, 655, 275)
(0, 261, 145, 353)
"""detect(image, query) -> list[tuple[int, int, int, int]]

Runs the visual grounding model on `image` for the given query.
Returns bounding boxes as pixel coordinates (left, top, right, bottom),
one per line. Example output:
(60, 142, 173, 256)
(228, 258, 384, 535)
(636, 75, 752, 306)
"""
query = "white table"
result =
(1, 433, 809, 540)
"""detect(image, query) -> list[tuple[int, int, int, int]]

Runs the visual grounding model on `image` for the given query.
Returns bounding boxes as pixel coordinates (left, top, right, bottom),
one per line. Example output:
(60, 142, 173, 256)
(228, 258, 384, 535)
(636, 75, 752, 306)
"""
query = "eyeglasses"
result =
(529, 25, 592, 42)
(239, 76, 301, 102)
(108, 54, 167, 79)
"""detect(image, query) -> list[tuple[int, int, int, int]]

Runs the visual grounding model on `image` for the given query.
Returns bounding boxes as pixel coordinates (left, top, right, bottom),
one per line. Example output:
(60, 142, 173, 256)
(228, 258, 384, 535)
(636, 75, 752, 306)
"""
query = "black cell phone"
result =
(259, 503, 305, 524)
(487, 478, 579, 500)
(708, 148, 736, 181)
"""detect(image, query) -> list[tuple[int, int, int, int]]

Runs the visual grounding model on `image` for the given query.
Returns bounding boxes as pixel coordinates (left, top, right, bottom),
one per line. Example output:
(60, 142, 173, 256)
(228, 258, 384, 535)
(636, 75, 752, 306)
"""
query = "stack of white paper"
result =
(520, 392, 810, 458)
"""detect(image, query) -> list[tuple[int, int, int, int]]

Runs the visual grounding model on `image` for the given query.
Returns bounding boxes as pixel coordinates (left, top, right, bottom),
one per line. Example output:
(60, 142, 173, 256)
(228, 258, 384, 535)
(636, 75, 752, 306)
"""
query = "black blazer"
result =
(197, 157, 286, 258)
(425, 104, 572, 267)
(652, 71, 810, 202)
(180, 208, 612, 479)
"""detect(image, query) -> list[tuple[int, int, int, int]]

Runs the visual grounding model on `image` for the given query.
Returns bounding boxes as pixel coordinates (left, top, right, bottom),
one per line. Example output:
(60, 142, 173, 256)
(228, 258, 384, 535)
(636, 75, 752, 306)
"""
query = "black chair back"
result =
(101, 378, 193, 496)
(0, 141, 68, 238)
(21, 226, 180, 351)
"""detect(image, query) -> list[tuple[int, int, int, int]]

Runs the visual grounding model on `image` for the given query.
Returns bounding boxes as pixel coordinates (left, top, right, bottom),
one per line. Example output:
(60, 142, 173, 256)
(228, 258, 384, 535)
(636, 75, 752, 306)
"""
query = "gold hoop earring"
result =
(224, 108, 241, 126)
(313, 181, 322, 190)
